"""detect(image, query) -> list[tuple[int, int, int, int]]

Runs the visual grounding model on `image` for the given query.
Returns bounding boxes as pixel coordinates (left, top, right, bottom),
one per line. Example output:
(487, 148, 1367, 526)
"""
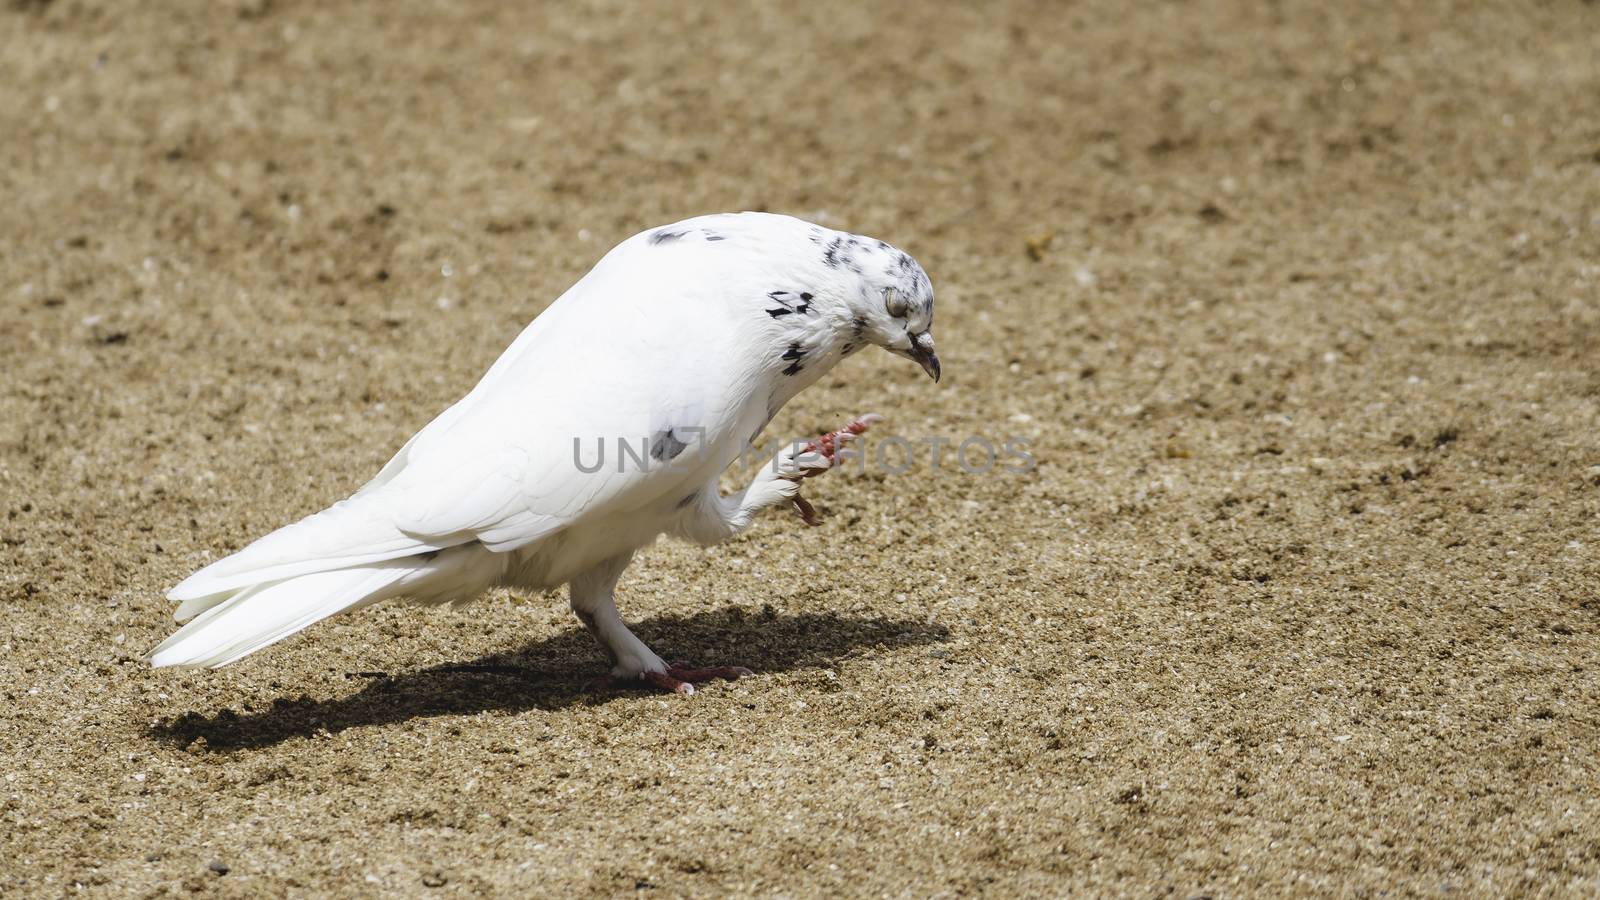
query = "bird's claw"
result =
(779, 413, 882, 526)
(791, 493, 822, 527)
(800, 413, 883, 466)
(587, 662, 754, 695)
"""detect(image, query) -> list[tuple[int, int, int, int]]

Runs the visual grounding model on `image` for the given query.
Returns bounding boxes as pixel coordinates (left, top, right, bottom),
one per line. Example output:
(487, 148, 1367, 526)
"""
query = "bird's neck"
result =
(757, 302, 865, 411)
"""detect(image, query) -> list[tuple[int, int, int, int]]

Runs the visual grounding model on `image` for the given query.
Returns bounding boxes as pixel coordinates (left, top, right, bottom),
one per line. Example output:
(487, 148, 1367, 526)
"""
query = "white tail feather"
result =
(148, 546, 507, 669)
(166, 495, 454, 604)
(149, 565, 412, 668)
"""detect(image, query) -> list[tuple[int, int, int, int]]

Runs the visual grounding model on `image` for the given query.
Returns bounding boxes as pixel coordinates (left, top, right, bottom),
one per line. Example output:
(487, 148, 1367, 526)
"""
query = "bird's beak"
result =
(909, 331, 940, 382)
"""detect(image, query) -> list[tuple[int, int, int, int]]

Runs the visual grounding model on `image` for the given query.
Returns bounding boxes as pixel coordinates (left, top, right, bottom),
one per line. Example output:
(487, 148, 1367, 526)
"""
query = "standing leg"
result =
(569, 552, 750, 695)
(569, 551, 661, 679)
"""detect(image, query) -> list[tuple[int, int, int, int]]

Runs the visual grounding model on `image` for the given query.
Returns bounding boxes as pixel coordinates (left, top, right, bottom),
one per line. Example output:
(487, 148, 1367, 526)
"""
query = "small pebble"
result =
(1024, 230, 1054, 261)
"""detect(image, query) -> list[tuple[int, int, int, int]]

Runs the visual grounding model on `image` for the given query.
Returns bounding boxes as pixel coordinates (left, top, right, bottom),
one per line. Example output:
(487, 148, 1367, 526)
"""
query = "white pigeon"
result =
(148, 212, 939, 694)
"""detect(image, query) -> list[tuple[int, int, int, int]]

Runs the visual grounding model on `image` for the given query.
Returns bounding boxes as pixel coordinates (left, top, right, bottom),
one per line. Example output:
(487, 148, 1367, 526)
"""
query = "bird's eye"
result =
(884, 287, 908, 318)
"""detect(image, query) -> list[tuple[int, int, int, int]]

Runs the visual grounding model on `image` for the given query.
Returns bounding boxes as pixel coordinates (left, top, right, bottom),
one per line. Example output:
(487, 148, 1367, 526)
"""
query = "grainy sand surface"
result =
(3, 0, 1599, 896)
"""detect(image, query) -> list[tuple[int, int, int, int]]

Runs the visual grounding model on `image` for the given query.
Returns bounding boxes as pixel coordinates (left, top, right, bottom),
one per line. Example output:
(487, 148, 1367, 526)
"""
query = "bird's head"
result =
(834, 236, 940, 382)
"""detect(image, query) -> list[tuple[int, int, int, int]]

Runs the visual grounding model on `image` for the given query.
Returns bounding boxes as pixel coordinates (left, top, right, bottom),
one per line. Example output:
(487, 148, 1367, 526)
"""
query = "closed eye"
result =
(884, 287, 908, 318)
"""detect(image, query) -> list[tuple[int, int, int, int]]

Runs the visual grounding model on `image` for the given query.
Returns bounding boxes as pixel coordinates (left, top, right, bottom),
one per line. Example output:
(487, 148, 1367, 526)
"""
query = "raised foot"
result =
(587, 662, 754, 696)
(783, 413, 883, 526)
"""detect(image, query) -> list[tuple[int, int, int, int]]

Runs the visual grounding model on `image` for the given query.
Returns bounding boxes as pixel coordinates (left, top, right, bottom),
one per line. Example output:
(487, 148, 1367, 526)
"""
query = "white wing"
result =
(386, 226, 768, 550)
(169, 215, 780, 603)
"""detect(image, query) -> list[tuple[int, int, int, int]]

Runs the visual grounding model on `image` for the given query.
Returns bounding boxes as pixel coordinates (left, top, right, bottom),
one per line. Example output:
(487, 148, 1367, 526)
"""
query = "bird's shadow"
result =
(149, 607, 948, 752)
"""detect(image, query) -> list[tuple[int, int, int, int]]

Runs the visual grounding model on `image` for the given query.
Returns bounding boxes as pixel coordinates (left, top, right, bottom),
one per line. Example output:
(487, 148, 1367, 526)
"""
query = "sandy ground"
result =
(3, 0, 1599, 895)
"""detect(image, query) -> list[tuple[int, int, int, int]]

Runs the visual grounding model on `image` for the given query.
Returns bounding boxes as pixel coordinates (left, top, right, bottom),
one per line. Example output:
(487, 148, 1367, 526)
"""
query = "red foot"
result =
(587, 662, 754, 696)
(802, 413, 883, 464)
(790, 413, 883, 526)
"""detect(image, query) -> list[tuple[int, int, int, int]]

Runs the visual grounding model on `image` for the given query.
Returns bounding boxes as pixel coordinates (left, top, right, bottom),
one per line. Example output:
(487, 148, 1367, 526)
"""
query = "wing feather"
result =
(374, 222, 766, 553)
